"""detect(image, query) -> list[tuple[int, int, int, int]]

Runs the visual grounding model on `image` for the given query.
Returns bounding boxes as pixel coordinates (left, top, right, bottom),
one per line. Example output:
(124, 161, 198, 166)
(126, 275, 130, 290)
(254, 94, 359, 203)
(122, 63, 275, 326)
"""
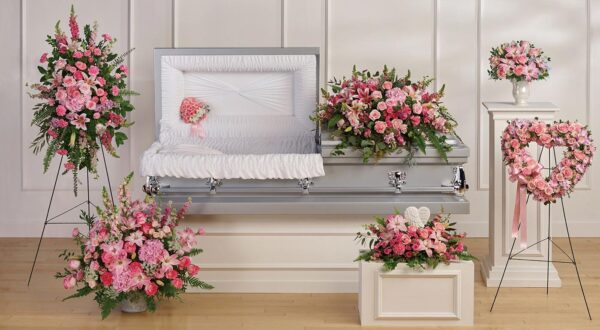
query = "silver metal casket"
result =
(140, 48, 469, 214)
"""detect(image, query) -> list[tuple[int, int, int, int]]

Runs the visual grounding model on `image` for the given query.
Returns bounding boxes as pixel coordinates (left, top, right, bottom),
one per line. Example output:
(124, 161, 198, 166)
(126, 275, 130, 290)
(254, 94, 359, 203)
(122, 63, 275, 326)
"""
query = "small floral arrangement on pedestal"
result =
(180, 96, 210, 138)
(313, 67, 459, 163)
(488, 40, 550, 106)
(28, 6, 136, 194)
(355, 210, 474, 270)
(55, 173, 212, 319)
(488, 40, 550, 82)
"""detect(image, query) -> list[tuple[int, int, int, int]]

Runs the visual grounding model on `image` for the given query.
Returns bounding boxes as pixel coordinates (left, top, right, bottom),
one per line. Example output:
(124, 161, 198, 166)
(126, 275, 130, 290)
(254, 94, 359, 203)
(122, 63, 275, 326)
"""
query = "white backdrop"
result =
(1, 0, 600, 239)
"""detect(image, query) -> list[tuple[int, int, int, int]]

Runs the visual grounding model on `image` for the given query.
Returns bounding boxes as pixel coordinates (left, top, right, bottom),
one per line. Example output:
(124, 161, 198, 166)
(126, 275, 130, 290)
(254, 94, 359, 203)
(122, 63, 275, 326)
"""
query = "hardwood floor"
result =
(1, 237, 599, 329)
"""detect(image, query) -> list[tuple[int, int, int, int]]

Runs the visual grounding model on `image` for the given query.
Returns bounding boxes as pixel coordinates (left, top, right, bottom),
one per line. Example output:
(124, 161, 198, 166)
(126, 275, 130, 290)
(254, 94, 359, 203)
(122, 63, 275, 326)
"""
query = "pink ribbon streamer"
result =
(512, 184, 528, 248)
(190, 121, 206, 138)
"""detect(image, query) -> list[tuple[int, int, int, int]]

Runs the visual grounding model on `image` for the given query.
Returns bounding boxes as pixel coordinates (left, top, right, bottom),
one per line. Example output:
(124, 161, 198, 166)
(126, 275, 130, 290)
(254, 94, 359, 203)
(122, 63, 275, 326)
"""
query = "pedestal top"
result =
(483, 101, 559, 112)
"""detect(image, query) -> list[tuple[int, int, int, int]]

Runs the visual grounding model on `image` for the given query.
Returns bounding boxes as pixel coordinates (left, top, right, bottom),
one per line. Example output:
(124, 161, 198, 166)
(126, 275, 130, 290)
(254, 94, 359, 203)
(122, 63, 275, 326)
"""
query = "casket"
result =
(141, 48, 470, 214)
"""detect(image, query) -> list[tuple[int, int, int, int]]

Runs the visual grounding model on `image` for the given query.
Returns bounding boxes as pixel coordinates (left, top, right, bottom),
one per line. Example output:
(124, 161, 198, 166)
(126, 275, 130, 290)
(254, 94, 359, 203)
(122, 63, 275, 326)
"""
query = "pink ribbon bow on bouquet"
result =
(507, 158, 543, 248)
(189, 117, 207, 138)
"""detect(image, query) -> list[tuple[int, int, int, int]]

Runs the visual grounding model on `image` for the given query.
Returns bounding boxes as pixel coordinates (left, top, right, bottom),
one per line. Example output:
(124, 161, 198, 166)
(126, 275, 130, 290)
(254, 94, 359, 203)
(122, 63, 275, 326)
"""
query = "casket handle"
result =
(143, 176, 161, 196)
(388, 171, 407, 194)
(206, 178, 223, 195)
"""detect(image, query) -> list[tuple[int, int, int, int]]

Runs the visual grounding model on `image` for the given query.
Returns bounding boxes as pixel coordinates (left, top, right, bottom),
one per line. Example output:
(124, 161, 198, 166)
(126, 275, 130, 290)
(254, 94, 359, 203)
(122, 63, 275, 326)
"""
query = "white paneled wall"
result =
(2, 0, 600, 242)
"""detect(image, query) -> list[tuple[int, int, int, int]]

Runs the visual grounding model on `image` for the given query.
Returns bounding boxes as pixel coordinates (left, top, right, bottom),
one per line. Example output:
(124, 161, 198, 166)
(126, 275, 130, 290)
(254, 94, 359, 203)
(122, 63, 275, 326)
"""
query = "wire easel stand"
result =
(27, 144, 115, 286)
(490, 146, 592, 320)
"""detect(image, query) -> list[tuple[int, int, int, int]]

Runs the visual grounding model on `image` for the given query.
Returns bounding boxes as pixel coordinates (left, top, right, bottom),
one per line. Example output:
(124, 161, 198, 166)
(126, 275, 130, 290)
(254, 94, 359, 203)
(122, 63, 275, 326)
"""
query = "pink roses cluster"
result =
(488, 40, 550, 82)
(56, 173, 212, 318)
(315, 67, 458, 162)
(29, 6, 135, 194)
(502, 119, 595, 203)
(355, 213, 473, 270)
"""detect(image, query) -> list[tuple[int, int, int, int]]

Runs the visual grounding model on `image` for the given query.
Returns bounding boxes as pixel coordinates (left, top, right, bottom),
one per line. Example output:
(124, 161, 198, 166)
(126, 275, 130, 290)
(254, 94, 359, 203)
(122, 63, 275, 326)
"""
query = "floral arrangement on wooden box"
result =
(355, 209, 474, 270)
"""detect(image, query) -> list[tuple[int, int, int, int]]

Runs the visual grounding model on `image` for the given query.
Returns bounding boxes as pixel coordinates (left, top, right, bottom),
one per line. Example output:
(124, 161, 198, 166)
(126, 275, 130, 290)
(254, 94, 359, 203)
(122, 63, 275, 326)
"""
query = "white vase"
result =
(511, 79, 531, 106)
(120, 296, 147, 313)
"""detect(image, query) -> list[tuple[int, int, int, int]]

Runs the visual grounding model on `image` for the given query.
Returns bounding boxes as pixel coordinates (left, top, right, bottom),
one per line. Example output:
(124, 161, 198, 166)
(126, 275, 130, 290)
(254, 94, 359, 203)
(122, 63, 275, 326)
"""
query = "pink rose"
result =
(88, 65, 100, 76)
(75, 61, 87, 71)
(94, 48, 102, 56)
(410, 116, 421, 126)
(412, 103, 422, 115)
(178, 256, 191, 270)
(382, 81, 393, 90)
(172, 278, 184, 289)
(68, 259, 81, 270)
(73, 51, 83, 59)
(102, 33, 113, 42)
(63, 275, 76, 289)
(62, 76, 76, 87)
(85, 100, 96, 110)
(71, 227, 79, 236)
(369, 110, 381, 121)
(56, 105, 67, 116)
(374, 121, 387, 134)
(514, 65, 526, 76)
(55, 59, 67, 70)
(371, 90, 382, 100)
(377, 101, 387, 111)
(539, 134, 552, 145)
(93, 112, 101, 119)
(557, 123, 570, 134)
(96, 88, 106, 97)
(562, 167, 574, 178)
(118, 64, 129, 75)
(188, 264, 200, 276)
(40, 53, 48, 63)
(166, 269, 178, 280)
(64, 162, 76, 170)
(515, 55, 527, 64)
(111, 85, 119, 96)
(145, 282, 158, 296)
(96, 77, 106, 86)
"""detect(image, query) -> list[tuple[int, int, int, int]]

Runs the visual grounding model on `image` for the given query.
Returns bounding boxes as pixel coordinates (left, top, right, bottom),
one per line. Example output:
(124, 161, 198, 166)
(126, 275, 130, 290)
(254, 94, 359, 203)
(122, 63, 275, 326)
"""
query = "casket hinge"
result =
(143, 176, 161, 196)
(388, 171, 407, 194)
(298, 178, 313, 195)
(206, 178, 223, 195)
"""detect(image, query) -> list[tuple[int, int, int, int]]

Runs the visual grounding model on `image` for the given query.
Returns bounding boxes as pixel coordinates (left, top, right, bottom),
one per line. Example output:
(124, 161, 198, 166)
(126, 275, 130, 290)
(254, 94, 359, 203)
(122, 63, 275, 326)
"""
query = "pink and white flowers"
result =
(179, 97, 210, 138)
(356, 212, 474, 270)
(488, 40, 550, 82)
(502, 119, 595, 203)
(29, 6, 136, 195)
(314, 66, 459, 162)
(55, 173, 212, 319)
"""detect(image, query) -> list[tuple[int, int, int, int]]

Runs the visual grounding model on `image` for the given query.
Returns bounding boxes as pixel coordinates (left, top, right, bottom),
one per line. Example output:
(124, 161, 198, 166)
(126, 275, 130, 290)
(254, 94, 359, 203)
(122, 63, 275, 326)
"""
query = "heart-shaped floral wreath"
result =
(502, 119, 595, 204)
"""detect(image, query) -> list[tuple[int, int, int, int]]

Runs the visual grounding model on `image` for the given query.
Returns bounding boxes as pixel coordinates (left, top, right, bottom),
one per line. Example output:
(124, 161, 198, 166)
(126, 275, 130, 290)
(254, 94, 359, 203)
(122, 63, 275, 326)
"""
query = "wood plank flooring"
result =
(1, 237, 599, 329)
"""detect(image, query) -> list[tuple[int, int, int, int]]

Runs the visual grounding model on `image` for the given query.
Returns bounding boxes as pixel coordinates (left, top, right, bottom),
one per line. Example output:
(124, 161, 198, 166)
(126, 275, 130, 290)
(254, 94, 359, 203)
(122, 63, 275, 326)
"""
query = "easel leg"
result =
(27, 156, 63, 286)
(560, 197, 592, 320)
(100, 143, 114, 205)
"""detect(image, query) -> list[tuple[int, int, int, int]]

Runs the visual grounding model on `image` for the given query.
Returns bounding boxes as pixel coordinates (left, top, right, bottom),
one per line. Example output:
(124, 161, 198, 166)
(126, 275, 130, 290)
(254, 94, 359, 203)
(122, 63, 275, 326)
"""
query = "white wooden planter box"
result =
(359, 261, 474, 327)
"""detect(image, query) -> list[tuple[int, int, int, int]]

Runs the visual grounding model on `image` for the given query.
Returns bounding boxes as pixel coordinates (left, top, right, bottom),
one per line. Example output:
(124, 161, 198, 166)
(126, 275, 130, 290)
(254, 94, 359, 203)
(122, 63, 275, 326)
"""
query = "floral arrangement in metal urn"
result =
(488, 40, 550, 106)
(355, 209, 475, 270)
(28, 6, 136, 194)
(313, 66, 460, 163)
(55, 173, 212, 319)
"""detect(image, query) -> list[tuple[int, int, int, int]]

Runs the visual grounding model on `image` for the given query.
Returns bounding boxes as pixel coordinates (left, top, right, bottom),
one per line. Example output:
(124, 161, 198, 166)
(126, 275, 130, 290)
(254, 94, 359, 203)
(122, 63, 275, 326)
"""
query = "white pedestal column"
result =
(480, 102, 562, 287)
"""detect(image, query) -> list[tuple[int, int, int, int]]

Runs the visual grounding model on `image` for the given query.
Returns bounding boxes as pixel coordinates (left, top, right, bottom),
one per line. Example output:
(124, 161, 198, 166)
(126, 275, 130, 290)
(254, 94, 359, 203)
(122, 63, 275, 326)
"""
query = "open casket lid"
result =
(142, 48, 325, 180)
(154, 47, 320, 154)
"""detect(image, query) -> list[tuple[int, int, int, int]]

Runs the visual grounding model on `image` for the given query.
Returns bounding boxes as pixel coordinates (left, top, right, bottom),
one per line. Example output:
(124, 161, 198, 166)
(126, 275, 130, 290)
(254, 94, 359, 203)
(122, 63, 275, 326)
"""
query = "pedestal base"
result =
(480, 256, 561, 287)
